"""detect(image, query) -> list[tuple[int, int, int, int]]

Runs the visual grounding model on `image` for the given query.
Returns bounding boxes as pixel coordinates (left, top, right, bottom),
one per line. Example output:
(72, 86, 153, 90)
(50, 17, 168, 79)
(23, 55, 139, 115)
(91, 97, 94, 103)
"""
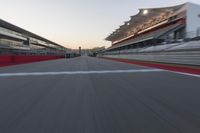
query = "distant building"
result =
(105, 2, 200, 52)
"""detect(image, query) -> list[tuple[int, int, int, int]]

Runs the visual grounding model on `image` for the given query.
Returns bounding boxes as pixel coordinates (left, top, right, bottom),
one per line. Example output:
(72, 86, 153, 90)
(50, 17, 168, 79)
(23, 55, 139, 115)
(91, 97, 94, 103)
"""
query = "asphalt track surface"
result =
(0, 56, 200, 133)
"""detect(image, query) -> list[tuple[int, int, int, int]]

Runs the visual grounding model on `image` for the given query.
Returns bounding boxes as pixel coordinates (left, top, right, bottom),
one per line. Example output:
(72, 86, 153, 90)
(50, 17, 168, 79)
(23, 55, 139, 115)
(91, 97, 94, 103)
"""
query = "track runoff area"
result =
(0, 56, 200, 133)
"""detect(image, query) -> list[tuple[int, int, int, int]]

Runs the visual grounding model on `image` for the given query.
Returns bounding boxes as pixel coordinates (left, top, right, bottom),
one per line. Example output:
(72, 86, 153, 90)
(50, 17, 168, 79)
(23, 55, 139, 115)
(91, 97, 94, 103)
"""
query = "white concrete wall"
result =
(186, 2, 200, 38)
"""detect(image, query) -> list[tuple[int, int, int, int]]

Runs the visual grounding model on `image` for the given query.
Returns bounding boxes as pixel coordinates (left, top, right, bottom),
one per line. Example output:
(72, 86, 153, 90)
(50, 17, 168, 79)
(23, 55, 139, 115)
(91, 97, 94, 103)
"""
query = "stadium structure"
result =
(104, 2, 200, 53)
(0, 19, 67, 55)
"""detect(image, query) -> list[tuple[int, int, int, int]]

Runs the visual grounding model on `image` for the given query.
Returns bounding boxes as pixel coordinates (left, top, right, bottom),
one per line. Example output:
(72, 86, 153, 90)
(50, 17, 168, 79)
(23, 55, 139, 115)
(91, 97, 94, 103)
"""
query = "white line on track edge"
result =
(165, 70, 200, 78)
(0, 69, 163, 77)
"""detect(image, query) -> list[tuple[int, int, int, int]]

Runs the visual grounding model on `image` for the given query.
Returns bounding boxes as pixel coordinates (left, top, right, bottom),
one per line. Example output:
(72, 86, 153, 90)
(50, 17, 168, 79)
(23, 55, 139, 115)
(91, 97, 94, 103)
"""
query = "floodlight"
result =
(143, 10, 149, 15)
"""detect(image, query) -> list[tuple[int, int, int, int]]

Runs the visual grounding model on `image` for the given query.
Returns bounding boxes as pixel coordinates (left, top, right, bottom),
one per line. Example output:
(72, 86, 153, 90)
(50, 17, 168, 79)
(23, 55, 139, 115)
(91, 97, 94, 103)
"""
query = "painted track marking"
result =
(0, 69, 163, 77)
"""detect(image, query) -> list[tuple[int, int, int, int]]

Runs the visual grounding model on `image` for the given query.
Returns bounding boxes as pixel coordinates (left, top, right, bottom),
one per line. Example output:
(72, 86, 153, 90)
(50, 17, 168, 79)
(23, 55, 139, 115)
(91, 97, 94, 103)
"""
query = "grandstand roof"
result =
(0, 19, 66, 49)
(105, 3, 185, 42)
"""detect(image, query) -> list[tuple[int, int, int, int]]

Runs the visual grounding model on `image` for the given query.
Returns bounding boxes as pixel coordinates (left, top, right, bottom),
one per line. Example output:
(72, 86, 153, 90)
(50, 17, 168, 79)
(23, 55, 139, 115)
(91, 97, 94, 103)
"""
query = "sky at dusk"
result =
(1, 0, 200, 49)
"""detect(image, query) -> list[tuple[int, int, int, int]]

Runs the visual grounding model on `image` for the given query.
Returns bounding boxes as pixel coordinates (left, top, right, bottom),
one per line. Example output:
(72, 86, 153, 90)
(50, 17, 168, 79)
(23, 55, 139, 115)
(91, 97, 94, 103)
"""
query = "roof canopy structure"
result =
(105, 4, 185, 43)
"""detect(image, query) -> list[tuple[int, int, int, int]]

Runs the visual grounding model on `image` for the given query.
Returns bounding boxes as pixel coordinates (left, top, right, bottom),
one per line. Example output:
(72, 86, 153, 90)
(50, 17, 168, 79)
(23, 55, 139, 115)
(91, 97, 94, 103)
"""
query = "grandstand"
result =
(0, 19, 67, 55)
(105, 2, 200, 53)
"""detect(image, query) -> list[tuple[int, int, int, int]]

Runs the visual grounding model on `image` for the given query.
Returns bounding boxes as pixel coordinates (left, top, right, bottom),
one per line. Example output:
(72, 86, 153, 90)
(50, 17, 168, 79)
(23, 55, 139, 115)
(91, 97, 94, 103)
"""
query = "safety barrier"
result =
(102, 51, 200, 66)
(102, 57, 200, 75)
(0, 55, 64, 67)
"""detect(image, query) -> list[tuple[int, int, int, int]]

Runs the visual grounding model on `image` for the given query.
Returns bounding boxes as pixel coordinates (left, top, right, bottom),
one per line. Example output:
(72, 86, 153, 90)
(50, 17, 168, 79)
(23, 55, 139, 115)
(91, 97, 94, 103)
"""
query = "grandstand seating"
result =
(167, 41, 200, 51)
(105, 40, 200, 55)
(109, 22, 184, 50)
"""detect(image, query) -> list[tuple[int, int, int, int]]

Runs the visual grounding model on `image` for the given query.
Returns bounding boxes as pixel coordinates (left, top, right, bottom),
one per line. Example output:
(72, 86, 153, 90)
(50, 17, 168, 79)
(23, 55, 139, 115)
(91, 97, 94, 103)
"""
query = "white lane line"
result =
(0, 69, 163, 77)
(167, 71, 200, 78)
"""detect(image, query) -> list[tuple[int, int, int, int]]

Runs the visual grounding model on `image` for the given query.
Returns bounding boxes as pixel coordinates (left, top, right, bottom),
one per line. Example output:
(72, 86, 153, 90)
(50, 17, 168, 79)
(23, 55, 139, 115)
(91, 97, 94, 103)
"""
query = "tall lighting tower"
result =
(79, 46, 82, 56)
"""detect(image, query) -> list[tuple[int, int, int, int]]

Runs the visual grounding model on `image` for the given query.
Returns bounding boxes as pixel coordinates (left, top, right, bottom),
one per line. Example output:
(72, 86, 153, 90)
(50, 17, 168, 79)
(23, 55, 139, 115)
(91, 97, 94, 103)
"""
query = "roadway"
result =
(0, 56, 200, 133)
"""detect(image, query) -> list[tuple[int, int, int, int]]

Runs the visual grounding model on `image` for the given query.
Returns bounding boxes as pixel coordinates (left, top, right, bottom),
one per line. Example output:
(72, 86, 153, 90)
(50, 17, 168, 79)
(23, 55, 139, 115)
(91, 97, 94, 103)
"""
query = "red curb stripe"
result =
(102, 57, 200, 75)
